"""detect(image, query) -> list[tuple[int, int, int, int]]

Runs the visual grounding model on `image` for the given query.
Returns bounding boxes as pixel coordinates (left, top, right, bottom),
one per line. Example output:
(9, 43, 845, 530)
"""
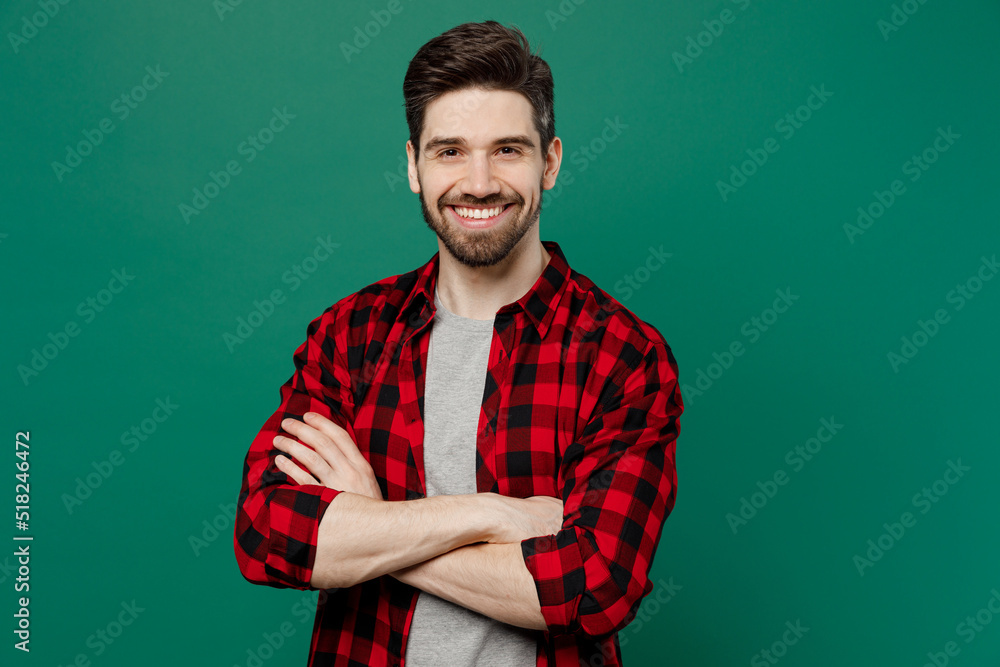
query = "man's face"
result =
(407, 87, 561, 268)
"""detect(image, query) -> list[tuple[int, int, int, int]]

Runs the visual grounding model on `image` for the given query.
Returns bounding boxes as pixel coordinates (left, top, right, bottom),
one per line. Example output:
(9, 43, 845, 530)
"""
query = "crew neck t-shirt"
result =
(403, 286, 539, 666)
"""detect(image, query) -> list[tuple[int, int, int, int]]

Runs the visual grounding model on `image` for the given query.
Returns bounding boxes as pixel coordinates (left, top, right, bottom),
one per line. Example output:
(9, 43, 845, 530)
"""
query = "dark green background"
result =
(3, 1, 999, 665)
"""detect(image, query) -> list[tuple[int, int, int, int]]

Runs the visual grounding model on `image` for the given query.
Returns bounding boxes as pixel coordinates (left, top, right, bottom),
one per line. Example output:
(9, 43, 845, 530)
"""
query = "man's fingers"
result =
(273, 434, 334, 483)
(303, 412, 370, 468)
(275, 414, 381, 499)
(280, 418, 351, 470)
(274, 452, 320, 486)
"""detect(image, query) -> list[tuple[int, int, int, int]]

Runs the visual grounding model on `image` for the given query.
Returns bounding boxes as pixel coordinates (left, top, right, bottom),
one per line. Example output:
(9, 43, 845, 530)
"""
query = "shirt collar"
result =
(398, 240, 572, 339)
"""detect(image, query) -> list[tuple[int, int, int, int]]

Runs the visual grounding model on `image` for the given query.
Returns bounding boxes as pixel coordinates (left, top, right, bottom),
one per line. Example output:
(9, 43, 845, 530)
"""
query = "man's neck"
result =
(435, 237, 552, 321)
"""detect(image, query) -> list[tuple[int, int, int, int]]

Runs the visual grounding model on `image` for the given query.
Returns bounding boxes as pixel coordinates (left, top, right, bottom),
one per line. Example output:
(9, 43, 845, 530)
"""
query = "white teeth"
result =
(455, 206, 503, 219)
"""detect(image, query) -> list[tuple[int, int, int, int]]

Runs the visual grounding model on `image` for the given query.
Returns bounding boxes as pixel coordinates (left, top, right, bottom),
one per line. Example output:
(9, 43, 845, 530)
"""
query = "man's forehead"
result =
(421, 88, 537, 146)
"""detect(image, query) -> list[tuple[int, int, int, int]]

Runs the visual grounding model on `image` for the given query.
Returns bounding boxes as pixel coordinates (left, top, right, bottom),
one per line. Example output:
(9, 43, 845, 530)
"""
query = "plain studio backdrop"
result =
(2, 1, 999, 665)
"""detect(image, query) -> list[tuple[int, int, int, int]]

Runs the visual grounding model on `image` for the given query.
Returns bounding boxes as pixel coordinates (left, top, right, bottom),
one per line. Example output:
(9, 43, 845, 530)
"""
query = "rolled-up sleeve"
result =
(521, 340, 682, 637)
(233, 304, 357, 590)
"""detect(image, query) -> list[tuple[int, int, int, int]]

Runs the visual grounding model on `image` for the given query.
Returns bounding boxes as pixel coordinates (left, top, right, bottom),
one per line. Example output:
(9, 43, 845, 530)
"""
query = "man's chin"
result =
(441, 236, 509, 268)
(420, 196, 539, 268)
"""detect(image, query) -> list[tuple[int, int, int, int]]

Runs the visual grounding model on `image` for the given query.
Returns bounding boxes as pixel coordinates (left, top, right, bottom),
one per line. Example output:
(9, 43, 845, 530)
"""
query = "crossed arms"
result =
(273, 415, 561, 629)
(234, 308, 682, 637)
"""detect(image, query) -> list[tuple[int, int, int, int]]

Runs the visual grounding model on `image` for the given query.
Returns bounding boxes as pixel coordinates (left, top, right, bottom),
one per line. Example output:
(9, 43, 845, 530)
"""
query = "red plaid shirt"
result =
(234, 240, 683, 666)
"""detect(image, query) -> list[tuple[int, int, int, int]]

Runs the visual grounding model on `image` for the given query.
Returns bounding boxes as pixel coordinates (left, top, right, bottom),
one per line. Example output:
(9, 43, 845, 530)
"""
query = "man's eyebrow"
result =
(423, 135, 537, 152)
(494, 135, 536, 149)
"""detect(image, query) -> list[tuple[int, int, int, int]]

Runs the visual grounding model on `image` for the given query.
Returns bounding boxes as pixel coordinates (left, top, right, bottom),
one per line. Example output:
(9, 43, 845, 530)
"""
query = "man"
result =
(234, 20, 683, 667)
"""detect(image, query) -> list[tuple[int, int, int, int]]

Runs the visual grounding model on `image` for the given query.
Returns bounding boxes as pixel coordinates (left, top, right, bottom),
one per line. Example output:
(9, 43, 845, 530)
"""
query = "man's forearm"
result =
(311, 491, 496, 589)
(389, 541, 547, 631)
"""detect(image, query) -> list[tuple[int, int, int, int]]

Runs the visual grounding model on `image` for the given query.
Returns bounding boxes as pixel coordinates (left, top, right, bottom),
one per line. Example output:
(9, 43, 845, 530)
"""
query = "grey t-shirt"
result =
(403, 286, 539, 666)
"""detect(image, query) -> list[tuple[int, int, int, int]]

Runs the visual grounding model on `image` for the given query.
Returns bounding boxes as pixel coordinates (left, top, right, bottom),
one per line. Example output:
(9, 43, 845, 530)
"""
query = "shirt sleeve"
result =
(520, 340, 682, 637)
(233, 304, 357, 590)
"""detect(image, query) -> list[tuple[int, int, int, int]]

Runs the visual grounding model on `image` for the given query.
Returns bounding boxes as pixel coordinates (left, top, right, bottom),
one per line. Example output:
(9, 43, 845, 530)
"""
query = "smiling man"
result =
(234, 20, 683, 667)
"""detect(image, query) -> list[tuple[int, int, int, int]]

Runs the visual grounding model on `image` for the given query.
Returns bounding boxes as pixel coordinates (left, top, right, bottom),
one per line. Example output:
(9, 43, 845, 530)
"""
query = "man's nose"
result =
(461, 152, 501, 198)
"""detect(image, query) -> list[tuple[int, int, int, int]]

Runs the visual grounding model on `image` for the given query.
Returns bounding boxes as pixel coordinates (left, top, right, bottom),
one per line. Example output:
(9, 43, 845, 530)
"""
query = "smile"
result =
(447, 203, 514, 228)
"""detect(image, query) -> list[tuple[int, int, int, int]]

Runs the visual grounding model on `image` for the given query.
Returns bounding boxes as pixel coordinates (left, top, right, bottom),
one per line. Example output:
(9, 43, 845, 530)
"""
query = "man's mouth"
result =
(446, 203, 515, 227)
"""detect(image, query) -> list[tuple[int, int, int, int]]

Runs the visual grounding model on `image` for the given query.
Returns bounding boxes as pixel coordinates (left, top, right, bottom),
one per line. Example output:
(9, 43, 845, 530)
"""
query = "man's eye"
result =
(440, 149, 459, 158)
(499, 146, 520, 155)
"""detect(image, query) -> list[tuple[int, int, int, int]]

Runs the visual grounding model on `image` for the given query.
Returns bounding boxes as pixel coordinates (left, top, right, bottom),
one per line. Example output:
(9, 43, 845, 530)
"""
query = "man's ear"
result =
(542, 136, 563, 190)
(406, 140, 420, 194)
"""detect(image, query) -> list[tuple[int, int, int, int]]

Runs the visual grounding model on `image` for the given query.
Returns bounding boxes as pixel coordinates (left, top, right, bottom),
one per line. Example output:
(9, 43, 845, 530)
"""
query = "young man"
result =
(234, 20, 683, 667)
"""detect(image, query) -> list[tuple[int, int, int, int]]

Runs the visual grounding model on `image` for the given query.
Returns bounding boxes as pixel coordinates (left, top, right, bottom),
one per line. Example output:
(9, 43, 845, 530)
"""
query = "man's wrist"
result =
(447, 491, 501, 544)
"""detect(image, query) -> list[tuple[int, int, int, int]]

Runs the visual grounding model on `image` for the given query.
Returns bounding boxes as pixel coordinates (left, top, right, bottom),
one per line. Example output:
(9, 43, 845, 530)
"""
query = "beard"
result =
(418, 176, 543, 268)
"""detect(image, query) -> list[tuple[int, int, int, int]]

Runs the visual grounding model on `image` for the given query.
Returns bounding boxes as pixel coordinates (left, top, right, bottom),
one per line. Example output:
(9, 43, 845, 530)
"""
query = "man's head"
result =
(403, 21, 562, 268)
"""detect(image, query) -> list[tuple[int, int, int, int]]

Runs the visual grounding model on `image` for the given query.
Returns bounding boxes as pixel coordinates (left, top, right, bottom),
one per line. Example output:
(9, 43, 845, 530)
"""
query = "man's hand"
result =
(274, 411, 564, 597)
(273, 412, 383, 501)
(483, 494, 564, 544)
(382, 493, 564, 630)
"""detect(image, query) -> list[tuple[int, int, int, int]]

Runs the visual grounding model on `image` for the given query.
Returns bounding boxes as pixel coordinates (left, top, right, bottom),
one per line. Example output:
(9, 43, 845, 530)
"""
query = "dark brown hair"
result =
(403, 20, 555, 161)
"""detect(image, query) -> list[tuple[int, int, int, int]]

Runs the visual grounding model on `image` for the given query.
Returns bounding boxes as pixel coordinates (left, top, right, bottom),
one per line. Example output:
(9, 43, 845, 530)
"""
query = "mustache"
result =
(441, 195, 522, 208)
